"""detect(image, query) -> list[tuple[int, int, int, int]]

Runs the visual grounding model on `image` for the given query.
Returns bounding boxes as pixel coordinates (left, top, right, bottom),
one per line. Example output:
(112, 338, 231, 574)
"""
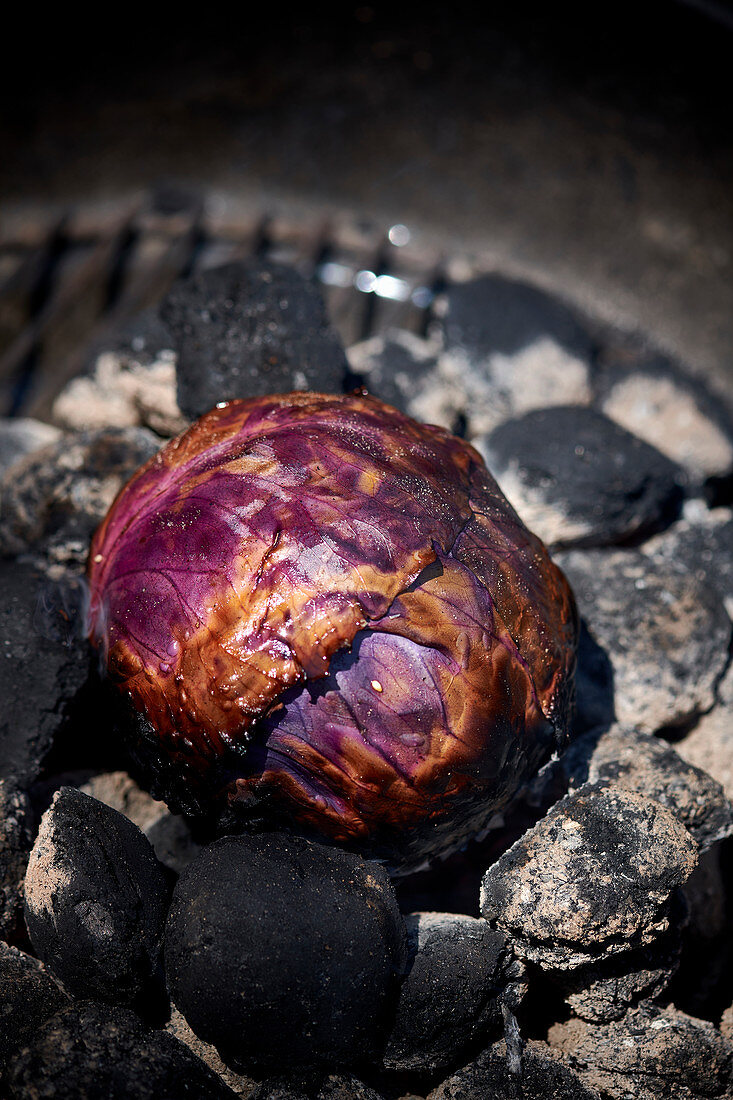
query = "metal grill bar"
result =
(0, 194, 446, 420)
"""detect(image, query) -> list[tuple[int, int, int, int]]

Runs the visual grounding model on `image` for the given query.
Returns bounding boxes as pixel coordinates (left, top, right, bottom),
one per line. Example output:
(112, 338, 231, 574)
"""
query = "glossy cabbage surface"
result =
(88, 393, 578, 866)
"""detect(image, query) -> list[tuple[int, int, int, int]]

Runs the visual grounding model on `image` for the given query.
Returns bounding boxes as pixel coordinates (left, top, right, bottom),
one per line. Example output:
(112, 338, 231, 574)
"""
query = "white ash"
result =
(601, 372, 733, 481)
(52, 348, 187, 438)
(676, 662, 733, 802)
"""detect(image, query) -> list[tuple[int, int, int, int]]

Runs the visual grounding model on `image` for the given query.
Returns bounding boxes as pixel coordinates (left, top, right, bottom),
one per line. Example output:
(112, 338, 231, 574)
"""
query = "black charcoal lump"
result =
(4, 1001, 238, 1100)
(79, 770, 203, 877)
(481, 406, 684, 550)
(0, 562, 91, 790)
(164, 832, 408, 1074)
(438, 274, 594, 369)
(0, 942, 68, 1069)
(427, 1039, 601, 1100)
(23, 787, 170, 1004)
(382, 912, 523, 1074)
(646, 511, 733, 620)
(480, 783, 698, 969)
(0, 779, 34, 940)
(161, 260, 348, 420)
(249, 1071, 386, 1100)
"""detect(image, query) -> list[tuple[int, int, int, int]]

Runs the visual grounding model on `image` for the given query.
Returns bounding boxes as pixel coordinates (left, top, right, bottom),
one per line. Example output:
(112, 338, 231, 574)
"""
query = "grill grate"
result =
(0, 190, 448, 421)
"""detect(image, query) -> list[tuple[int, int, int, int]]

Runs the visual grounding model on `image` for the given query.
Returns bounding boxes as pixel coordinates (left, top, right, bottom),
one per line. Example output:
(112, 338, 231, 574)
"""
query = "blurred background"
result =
(1, 1, 732, 418)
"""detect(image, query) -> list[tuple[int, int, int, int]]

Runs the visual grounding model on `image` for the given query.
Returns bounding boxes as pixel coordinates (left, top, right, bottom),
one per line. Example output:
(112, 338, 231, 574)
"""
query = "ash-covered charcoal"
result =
(164, 832, 408, 1074)
(345, 329, 440, 418)
(0, 562, 91, 791)
(721, 1004, 733, 1043)
(79, 770, 171, 833)
(382, 912, 524, 1074)
(548, 1004, 733, 1099)
(555, 917, 684, 1023)
(557, 547, 732, 734)
(24, 787, 170, 1005)
(0, 942, 68, 1069)
(0, 426, 161, 568)
(562, 725, 733, 852)
(479, 783, 698, 969)
(0, 418, 61, 478)
(4, 1001, 238, 1099)
(426, 1038, 601, 1100)
(160, 260, 348, 420)
(249, 1071, 386, 1100)
(481, 406, 685, 550)
(599, 362, 733, 483)
(645, 509, 733, 621)
(431, 274, 594, 439)
(677, 661, 733, 803)
(0, 780, 34, 941)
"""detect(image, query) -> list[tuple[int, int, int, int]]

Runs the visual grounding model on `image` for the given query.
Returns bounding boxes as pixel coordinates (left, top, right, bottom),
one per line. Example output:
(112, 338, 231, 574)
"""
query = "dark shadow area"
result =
(2, 1, 732, 405)
(666, 836, 733, 1024)
(704, 468, 733, 509)
(571, 619, 616, 739)
(4, 4, 733, 152)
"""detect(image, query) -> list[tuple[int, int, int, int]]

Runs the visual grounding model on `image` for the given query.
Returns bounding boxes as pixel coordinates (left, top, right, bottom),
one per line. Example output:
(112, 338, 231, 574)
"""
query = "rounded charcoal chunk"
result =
(164, 832, 408, 1073)
(483, 405, 684, 549)
(563, 725, 733, 853)
(383, 913, 520, 1073)
(24, 787, 170, 1004)
(5, 1001, 237, 1099)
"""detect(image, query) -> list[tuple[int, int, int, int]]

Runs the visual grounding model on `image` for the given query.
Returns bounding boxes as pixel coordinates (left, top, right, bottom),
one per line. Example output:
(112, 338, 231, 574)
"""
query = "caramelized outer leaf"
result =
(88, 393, 578, 864)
